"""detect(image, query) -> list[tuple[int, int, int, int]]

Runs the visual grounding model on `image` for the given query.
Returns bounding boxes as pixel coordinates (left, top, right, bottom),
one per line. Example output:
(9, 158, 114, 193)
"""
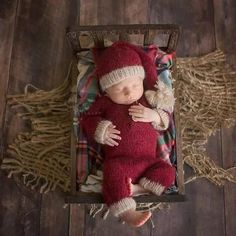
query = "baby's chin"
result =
(124, 99, 138, 105)
(112, 98, 138, 105)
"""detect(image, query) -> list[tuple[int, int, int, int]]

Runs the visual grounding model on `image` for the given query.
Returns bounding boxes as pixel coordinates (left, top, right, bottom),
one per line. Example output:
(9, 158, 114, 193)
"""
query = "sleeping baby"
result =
(80, 41, 175, 227)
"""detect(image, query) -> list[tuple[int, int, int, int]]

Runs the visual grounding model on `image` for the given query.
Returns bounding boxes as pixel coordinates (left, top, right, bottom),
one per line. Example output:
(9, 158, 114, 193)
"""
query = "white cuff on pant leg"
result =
(139, 178, 165, 196)
(110, 197, 136, 217)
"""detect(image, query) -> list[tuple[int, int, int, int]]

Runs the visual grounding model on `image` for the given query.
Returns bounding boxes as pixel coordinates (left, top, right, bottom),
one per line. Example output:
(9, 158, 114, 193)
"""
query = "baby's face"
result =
(105, 76, 144, 105)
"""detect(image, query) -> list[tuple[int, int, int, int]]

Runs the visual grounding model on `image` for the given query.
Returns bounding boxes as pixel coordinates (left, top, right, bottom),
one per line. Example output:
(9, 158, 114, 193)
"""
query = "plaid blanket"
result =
(75, 46, 177, 190)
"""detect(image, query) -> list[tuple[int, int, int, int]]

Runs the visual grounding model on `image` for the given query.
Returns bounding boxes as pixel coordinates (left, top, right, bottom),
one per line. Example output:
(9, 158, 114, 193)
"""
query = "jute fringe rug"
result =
(1, 50, 236, 217)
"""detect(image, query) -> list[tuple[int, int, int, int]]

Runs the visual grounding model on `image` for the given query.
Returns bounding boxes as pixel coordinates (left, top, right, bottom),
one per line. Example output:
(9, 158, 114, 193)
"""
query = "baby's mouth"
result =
(127, 99, 136, 104)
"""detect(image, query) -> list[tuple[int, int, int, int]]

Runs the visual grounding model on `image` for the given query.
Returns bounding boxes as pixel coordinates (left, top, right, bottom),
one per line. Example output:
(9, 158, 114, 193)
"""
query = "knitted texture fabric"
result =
(103, 158, 175, 206)
(80, 95, 170, 159)
(110, 197, 136, 217)
(139, 178, 165, 195)
(80, 94, 175, 213)
(93, 41, 157, 91)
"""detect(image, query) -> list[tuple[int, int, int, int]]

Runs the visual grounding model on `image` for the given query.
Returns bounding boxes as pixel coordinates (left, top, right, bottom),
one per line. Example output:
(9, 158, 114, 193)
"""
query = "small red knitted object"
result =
(93, 41, 158, 91)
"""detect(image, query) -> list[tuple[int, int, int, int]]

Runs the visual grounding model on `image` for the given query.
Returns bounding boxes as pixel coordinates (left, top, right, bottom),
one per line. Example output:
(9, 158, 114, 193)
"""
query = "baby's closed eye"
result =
(113, 88, 122, 93)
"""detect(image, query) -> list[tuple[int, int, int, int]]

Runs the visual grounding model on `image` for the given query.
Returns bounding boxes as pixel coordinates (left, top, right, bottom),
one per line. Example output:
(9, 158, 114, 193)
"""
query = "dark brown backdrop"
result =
(0, 0, 235, 235)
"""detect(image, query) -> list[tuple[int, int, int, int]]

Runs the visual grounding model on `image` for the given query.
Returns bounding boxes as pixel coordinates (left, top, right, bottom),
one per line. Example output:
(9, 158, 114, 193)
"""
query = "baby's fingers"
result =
(129, 108, 145, 119)
(109, 133, 121, 140)
(129, 107, 144, 116)
(110, 128, 121, 134)
(108, 125, 121, 134)
(105, 137, 119, 146)
(132, 117, 147, 122)
(129, 105, 143, 112)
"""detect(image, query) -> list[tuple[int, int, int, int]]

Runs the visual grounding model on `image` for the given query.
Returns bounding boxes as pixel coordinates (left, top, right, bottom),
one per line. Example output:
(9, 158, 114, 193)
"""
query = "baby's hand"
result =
(104, 124, 121, 146)
(129, 103, 161, 124)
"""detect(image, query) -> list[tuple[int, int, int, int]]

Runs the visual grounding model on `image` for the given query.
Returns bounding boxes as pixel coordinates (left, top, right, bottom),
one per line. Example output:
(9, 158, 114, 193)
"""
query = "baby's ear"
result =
(103, 89, 109, 96)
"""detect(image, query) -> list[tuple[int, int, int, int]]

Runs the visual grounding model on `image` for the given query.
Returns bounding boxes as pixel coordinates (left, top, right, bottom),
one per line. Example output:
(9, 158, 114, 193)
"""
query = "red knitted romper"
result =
(80, 95, 175, 206)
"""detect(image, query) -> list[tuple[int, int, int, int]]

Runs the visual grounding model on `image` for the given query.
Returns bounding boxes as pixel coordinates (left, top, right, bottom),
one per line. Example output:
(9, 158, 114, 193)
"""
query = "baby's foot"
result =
(120, 209, 152, 227)
(127, 178, 150, 196)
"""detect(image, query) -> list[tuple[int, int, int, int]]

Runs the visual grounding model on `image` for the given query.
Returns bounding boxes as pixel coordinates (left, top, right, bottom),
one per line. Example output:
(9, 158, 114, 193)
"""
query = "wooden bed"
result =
(65, 24, 185, 204)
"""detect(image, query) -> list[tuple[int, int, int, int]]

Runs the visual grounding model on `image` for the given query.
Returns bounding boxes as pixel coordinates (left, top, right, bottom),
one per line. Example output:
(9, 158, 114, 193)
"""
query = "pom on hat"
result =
(93, 41, 157, 91)
(93, 41, 175, 111)
(145, 80, 175, 111)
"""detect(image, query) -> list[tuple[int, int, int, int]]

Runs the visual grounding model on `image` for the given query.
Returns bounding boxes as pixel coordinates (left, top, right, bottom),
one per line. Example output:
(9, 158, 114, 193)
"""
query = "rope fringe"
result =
(177, 50, 236, 186)
(1, 62, 78, 193)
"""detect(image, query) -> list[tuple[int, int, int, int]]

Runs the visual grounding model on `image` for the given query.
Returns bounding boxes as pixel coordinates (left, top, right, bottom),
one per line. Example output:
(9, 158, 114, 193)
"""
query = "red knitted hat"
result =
(93, 41, 157, 91)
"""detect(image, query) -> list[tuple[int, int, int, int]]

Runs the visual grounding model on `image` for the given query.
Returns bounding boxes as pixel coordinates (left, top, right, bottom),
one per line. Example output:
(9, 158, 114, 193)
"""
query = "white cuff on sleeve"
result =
(94, 120, 112, 144)
(151, 109, 170, 131)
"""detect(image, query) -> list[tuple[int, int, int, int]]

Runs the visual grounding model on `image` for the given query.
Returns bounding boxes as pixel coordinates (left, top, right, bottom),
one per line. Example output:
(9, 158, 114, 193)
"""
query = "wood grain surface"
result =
(0, 1, 79, 236)
(213, 1, 236, 236)
(0, 0, 235, 235)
